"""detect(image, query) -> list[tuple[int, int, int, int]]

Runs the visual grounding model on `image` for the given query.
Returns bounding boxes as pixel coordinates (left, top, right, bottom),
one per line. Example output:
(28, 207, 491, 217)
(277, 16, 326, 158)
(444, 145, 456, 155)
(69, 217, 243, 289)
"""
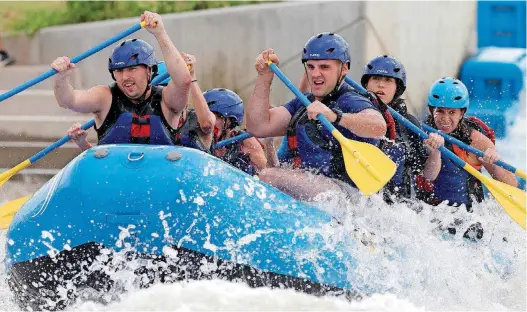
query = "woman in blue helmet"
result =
(66, 52, 216, 153)
(204, 88, 268, 175)
(51, 11, 204, 149)
(245, 32, 387, 201)
(360, 55, 441, 203)
(418, 77, 517, 209)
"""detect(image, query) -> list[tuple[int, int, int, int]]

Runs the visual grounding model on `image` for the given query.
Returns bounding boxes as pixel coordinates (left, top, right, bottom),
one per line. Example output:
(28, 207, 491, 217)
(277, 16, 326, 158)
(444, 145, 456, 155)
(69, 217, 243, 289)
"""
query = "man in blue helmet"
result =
(360, 55, 438, 203)
(51, 11, 200, 149)
(245, 32, 387, 201)
(204, 88, 268, 175)
(65, 53, 216, 152)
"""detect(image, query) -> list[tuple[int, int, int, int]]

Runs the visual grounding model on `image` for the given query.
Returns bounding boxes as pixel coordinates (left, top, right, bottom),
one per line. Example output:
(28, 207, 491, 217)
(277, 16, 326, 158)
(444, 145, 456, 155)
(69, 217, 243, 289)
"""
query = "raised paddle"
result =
(0, 71, 172, 229)
(267, 61, 396, 195)
(0, 71, 171, 188)
(0, 21, 148, 103)
(343, 76, 526, 229)
(421, 123, 526, 180)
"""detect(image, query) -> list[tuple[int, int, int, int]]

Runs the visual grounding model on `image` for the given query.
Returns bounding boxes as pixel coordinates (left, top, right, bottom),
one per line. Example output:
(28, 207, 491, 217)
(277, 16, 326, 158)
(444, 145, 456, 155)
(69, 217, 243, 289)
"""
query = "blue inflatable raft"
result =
(6, 144, 365, 310)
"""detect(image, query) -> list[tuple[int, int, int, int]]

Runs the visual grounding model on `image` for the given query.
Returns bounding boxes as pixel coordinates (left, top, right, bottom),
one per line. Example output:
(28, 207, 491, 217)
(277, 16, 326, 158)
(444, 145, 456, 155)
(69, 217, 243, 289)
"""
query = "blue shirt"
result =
(283, 84, 380, 146)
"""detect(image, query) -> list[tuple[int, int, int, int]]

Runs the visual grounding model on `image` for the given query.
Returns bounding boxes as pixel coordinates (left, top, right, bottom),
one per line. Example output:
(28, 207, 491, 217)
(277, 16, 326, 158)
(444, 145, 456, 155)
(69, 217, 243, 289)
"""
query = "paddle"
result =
(0, 71, 172, 229)
(421, 123, 526, 180)
(0, 120, 95, 188)
(267, 61, 396, 195)
(0, 71, 171, 187)
(342, 76, 526, 229)
(0, 196, 31, 230)
(214, 132, 253, 149)
(0, 21, 147, 103)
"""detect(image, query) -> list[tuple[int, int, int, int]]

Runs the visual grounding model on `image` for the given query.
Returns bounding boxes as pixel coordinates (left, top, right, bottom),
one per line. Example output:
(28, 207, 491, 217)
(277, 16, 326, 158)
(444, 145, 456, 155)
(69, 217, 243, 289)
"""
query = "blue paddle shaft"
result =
(28, 71, 170, 164)
(421, 123, 519, 175)
(268, 63, 336, 132)
(214, 132, 253, 149)
(29, 120, 95, 163)
(0, 23, 143, 103)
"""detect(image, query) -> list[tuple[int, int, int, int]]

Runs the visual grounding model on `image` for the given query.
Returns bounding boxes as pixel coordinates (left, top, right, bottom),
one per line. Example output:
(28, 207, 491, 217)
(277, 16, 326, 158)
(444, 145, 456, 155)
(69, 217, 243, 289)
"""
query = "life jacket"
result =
(215, 130, 262, 175)
(368, 95, 410, 201)
(417, 116, 495, 208)
(285, 84, 379, 185)
(96, 84, 208, 152)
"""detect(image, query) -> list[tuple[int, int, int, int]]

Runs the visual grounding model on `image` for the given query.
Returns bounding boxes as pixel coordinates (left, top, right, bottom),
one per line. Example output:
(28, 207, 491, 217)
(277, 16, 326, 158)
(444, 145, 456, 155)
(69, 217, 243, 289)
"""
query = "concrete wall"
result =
(3, 1, 476, 116)
(34, 1, 366, 109)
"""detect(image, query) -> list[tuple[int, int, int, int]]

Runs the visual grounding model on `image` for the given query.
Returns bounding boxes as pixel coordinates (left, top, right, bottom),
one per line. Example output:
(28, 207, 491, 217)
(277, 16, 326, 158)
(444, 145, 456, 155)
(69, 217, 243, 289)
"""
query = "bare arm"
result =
(337, 109, 387, 139)
(246, 48, 291, 138)
(241, 137, 268, 171)
(471, 130, 517, 186)
(52, 56, 110, 114)
(264, 137, 280, 168)
(184, 53, 216, 135)
(423, 149, 442, 180)
(421, 133, 444, 180)
(142, 11, 192, 114)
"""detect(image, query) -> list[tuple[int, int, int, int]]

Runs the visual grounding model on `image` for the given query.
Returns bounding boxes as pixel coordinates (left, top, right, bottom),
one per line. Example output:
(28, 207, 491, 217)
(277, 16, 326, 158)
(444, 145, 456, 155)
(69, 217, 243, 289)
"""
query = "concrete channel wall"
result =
(2, 0, 476, 122)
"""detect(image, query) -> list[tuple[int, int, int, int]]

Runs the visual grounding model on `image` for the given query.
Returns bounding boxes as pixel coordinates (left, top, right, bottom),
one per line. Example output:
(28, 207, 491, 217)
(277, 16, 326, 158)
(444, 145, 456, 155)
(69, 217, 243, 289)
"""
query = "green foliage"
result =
(4, 1, 267, 35)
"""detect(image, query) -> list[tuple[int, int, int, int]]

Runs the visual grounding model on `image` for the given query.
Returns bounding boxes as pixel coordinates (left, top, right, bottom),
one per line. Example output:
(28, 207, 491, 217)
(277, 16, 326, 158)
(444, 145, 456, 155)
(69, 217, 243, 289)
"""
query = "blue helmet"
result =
(153, 61, 171, 85)
(301, 32, 351, 67)
(108, 39, 157, 80)
(203, 88, 244, 126)
(428, 77, 469, 109)
(361, 55, 407, 99)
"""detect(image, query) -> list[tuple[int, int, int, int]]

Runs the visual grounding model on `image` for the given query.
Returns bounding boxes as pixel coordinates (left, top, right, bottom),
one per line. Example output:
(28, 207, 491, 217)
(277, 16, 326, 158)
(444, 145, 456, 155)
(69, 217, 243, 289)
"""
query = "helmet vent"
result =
(439, 81, 445, 84)
(383, 55, 388, 58)
(130, 53, 138, 61)
(120, 41, 126, 47)
(316, 33, 323, 38)
(393, 67, 400, 73)
(325, 48, 335, 54)
(433, 94, 440, 99)
(131, 39, 137, 42)
(303, 48, 307, 54)
(453, 81, 459, 84)
(367, 64, 373, 70)
(207, 101, 216, 105)
(329, 33, 335, 36)
(218, 88, 226, 91)
(454, 96, 462, 100)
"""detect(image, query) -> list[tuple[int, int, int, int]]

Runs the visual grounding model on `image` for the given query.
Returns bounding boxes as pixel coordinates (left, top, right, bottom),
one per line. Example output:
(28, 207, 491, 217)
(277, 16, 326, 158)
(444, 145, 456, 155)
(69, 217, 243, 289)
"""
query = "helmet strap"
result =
(328, 64, 345, 98)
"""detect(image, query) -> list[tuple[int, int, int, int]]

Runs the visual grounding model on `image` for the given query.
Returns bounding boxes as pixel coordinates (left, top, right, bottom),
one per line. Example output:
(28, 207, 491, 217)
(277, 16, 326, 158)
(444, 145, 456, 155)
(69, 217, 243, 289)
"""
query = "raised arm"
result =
(141, 11, 192, 114)
(51, 56, 110, 115)
(246, 49, 291, 138)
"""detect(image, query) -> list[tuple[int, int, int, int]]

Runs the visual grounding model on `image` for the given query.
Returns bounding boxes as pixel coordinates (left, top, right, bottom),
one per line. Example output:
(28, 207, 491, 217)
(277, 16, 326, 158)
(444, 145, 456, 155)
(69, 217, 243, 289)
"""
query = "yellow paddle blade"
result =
(0, 195, 31, 230)
(485, 178, 526, 229)
(333, 131, 396, 195)
(0, 159, 32, 187)
(465, 165, 526, 229)
(516, 169, 526, 180)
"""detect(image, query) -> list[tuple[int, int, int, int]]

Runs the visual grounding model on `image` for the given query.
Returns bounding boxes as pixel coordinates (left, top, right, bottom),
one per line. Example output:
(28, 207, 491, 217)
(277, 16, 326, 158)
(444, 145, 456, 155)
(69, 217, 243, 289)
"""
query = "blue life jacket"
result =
(420, 116, 492, 208)
(96, 84, 208, 152)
